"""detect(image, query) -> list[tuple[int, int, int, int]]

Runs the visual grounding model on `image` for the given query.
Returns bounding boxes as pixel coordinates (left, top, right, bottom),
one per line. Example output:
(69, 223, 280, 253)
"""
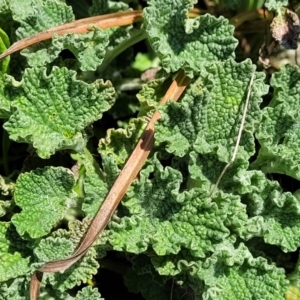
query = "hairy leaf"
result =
(265, 0, 288, 11)
(4, 67, 115, 158)
(252, 65, 300, 180)
(11, 167, 76, 238)
(143, 0, 238, 77)
(0, 222, 31, 282)
(75, 286, 103, 300)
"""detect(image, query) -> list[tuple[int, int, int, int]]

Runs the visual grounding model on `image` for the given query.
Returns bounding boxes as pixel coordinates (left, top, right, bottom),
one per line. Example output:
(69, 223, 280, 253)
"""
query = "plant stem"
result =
(97, 29, 147, 73)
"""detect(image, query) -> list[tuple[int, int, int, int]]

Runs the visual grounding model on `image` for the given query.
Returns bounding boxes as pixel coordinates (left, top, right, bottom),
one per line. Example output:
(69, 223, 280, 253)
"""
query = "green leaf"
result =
(98, 117, 146, 167)
(15, 1, 111, 71)
(75, 286, 104, 300)
(0, 28, 10, 73)
(124, 255, 174, 300)
(0, 27, 11, 118)
(88, 0, 129, 16)
(42, 223, 100, 292)
(137, 75, 170, 118)
(151, 243, 288, 300)
(23, 28, 110, 71)
(0, 277, 29, 300)
(16, 1, 74, 37)
(0, 276, 72, 300)
(72, 149, 108, 218)
(11, 167, 76, 239)
(143, 0, 238, 77)
(155, 59, 267, 161)
(265, 0, 288, 11)
(33, 219, 107, 293)
(0, 174, 14, 197)
(132, 53, 154, 72)
(234, 169, 300, 252)
(287, 256, 300, 300)
(0, 200, 12, 217)
(1, 0, 48, 22)
(4, 67, 115, 158)
(109, 157, 248, 258)
(0, 222, 31, 282)
(43, 246, 99, 292)
(34, 236, 74, 262)
(14, 0, 134, 71)
(0, 76, 11, 119)
(252, 65, 300, 180)
(199, 243, 288, 300)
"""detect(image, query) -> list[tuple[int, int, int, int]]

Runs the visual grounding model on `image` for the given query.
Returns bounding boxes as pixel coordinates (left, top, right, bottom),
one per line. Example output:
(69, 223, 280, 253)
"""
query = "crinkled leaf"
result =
(16, 1, 74, 37)
(124, 255, 174, 300)
(34, 236, 74, 262)
(0, 77, 11, 119)
(46, 242, 99, 292)
(252, 65, 300, 180)
(23, 29, 110, 71)
(199, 243, 288, 300)
(15, 0, 132, 71)
(0, 277, 29, 300)
(143, 0, 238, 77)
(15, 1, 110, 71)
(100, 151, 122, 187)
(35, 219, 102, 292)
(234, 169, 300, 252)
(88, 0, 132, 57)
(4, 67, 115, 158)
(0, 222, 31, 282)
(109, 157, 248, 258)
(265, 0, 288, 11)
(43, 251, 100, 293)
(0, 276, 71, 300)
(88, 0, 135, 73)
(137, 75, 170, 118)
(88, 0, 129, 16)
(0, 175, 14, 196)
(75, 286, 103, 300)
(98, 117, 146, 167)
(0, 0, 9, 13)
(11, 167, 76, 239)
(1, 0, 46, 22)
(0, 200, 12, 217)
(155, 59, 267, 162)
(151, 243, 287, 300)
(72, 149, 108, 218)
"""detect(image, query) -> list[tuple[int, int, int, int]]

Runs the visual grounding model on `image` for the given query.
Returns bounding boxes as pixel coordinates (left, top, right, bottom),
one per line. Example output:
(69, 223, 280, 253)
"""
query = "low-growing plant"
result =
(1, 0, 300, 299)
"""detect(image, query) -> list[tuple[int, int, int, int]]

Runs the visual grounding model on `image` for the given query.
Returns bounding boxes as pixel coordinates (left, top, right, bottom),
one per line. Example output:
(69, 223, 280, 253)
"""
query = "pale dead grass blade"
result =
(0, 10, 143, 61)
(30, 70, 191, 300)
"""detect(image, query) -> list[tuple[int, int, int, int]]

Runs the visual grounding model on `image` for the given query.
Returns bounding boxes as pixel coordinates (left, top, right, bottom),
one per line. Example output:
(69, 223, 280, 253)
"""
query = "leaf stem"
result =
(97, 29, 147, 73)
(230, 8, 273, 28)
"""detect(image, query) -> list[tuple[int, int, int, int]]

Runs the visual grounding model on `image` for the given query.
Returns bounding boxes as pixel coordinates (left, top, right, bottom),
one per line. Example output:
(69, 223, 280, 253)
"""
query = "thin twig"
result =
(209, 70, 256, 197)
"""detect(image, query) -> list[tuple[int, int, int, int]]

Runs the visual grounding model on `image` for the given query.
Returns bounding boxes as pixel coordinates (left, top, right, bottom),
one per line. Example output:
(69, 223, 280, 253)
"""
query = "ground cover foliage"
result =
(1, 0, 300, 299)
